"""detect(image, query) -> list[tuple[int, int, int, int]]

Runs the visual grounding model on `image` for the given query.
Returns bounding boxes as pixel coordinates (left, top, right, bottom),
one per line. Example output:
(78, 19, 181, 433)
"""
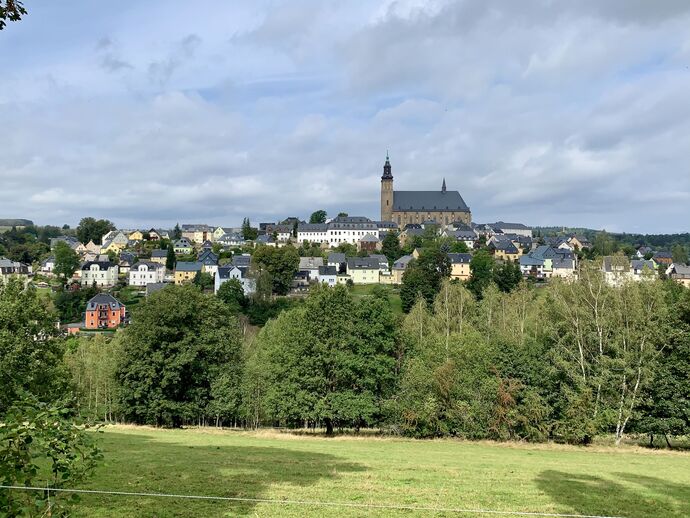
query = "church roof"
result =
(393, 190, 470, 213)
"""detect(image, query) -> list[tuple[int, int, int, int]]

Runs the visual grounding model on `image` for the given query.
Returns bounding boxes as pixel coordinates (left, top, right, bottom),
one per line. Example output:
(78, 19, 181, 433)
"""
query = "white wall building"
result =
(129, 261, 165, 286)
(80, 261, 119, 287)
(297, 216, 379, 247)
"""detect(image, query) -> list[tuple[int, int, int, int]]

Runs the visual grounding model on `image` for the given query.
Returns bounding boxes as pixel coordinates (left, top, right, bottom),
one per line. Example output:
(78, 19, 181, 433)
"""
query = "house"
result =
(40, 256, 56, 275)
(399, 227, 425, 247)
(255, 234, 277, 247)
(181, 224, 212, 244)
(442, 228, 478, 249)
(129, 261, 165, 286)
(520, 246, 576, 279)
(198, 250, 219, 277)
(448, 253, 472, 281)
(232, 254, 252, 269)
(602, 256, 630, 286)
(128, 230, 144, 241)
(84, 293, 126, 330)
(299, 257, 324, 280)
(173, 238, 193, 255)
(216, 233, 246, 247)
(0, 257, 31, 284)
(551, 257, 577, 280)
(369, 254, 389, 273)
(297, 223, 328, 245)
(85, 240, 100, 254)
(376, 221, 399, 232)
(489, 239, 520, 261)
(200, 240, 213, 251)
(80, 261, 119, 287)
(358, 234, 381, 253)
(636, 246, 653, 259)
(292, 270, 311, 292)
(264, 224, 294, 242)
(519, 254, 546, 279)
(100, 239, 125, 255)
(101, 230, 129, 249)
(652, 251, 673, 266)
(212, 226, 235, 242)
(388, 254, 413, 284)
(631, 260, 657, 280)
(327, 252, 347, 273)
(315, 265, 338, 287)
(50, 236, 80, 251)
(297, 216, 380, 247)
(174, 261, 203, 285)
(488, 222, 532, 238)
(667, 264, 690, 288)
(346, 257, 380, 284)
(119, 252, 137, 274)
(147, 228, 161, 241)
(214, 265, 256, 295)
(150, 249, 168, 266)
(568, 235, 591, 250)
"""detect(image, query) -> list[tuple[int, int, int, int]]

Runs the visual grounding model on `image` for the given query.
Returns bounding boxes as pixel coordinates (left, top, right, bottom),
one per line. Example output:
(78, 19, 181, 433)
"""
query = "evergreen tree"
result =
(165, 243, 176, 270)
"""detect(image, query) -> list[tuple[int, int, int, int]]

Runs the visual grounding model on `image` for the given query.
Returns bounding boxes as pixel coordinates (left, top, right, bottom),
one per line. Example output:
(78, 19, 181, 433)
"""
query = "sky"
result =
(1, 0, 689, 233)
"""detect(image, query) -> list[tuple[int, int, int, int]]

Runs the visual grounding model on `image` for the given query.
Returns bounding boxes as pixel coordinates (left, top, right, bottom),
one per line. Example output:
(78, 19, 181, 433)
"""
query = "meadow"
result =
(69, 426, 690, 517)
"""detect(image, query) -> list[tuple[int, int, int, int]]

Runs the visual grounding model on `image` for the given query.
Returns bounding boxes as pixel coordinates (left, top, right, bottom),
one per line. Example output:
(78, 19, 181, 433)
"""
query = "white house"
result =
(80, 261, 119, 287)
(129, 261, 165, 287)
(315, 265, 338, 287)
(215, 265, 255, 295)
(297, 216, 380, 247)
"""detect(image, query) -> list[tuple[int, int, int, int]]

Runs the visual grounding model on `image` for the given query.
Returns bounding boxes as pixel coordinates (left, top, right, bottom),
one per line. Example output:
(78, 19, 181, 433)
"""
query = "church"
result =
(380, 154, 472, 227)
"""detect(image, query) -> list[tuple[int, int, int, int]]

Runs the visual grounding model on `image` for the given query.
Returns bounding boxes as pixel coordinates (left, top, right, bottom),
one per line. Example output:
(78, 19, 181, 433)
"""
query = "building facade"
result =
(80, 261, 119, 287)
(129, 261, 166, 286)
(380, 155, 471, 227)
(84, 293, 126, 330)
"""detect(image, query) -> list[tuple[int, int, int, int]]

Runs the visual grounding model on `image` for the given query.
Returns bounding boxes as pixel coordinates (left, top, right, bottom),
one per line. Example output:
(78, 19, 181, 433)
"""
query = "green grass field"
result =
(349, 284, 403, 315)
(65, 426, 690, 517)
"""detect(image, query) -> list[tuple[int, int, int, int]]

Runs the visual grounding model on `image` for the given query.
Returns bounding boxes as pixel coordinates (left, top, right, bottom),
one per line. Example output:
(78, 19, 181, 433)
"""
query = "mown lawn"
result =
(349, 284, 403, 315)
(66, 427, 690, 517)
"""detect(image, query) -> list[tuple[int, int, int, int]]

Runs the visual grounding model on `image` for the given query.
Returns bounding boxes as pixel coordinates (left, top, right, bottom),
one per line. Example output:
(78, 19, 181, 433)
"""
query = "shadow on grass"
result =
(79, 431, 365, 517)
(536, 470, 690, 518)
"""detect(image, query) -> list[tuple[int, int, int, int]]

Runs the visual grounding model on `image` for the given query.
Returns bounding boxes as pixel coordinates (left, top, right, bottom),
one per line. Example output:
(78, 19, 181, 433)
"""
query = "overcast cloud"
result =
(1, 0, 689, 232)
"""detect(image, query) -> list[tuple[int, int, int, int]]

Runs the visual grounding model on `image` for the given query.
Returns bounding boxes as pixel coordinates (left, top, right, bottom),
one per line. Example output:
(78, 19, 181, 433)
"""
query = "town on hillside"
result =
(1, 156, 689, 335)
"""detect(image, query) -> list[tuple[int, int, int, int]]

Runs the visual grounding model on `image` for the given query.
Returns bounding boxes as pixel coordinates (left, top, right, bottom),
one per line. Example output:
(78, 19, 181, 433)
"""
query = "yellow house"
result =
(129, 230, 144, 241)
(346, 257, 380, 284)
(150, 249, 168, 266)
(174, 261, 203, 285)
(101, 241, 125, 255)
(490, 240, 520, 262)
(389, 254, 413, 284)
(448, 253, 472, 281)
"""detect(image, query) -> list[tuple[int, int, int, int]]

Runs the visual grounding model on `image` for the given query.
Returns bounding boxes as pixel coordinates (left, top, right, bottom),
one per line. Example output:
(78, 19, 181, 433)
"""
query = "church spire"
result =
(441, 177, 446, 193)
(382, 152, 393, 180)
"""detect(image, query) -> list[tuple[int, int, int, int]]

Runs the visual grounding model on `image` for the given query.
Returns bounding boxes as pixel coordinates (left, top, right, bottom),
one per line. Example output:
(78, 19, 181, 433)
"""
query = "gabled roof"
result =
(232, 255, 252, 267)
(217, 265, 242, 279)
(631, 260, 655, 272)
(174, 238, 192, 247)
(131, 261, 162, 270)
(151, 249, 167, 258)
(81, 261, 115, 271)
(299, 257, 324, 269)
(392, 255, 414, 270)
(447, 253, 472, 264)
(347, 257, 380, 270)
(298, 223, 328, 232)
(175, 261, 203, 272)
(328, 252, 346, 264)
(393, 190, 470, 212)
(602, 256, 630, 273)
(318, 265, 337, 276)
(359, 233, 379, 242)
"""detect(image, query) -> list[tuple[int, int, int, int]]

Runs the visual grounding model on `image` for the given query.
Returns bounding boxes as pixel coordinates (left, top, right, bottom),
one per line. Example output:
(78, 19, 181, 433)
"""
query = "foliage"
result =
(53, 241, 80, 281)
(381, 232, 402, 265)
(54, 285, 100, 323)
(193, 271, 214, 290)
(400, 247, 451, 312)
(467, 249, 495, 298)
(259, 285, 397, 434)
(671, 244, 688, 265)
(493, 260, 522, 293)
(0, 279, 69, 416)
(172, 223, 182, 240)
(166, 243, 176, 270)
(0, 394, 102, 517)
(252, 245, 300, 295)
(0, 0, 26, 30)
(241, 218, 259, 240)
(116, 285, 243, 426)
(216, 278, 246, 313)
(309, 210, 327, 224)
(76, 217, 115, 245)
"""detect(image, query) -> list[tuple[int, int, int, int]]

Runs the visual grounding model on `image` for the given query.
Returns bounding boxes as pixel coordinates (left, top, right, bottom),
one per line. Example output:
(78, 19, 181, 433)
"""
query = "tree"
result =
(337, 212, 348, 218)
(216, 278, 246, 313)
(0, 0, 26, 30)
(467, 249, 495, 298)
(242, 218, 258, 240)
(260, 285, 397, 434)
(54, 285, 100, 323)
(166, 243, 176, 270)
(309, 210, 327, 224)
(493, 260, 523, 293)
(76, 217, 115, 245)
(172, 223, 182, 240)
(53, 240, 80, 281)
(0, 279, 69, 415)
(116, 285, 243, 427)
(0, 394, 102, 516)
(193, 271, 214, 291)
(252, 245, 300, 295)
(671, 244, 688, 265)
(592, 231, 616, 257)
(400, 248, 451, 312)
(381, 232, 402, 265)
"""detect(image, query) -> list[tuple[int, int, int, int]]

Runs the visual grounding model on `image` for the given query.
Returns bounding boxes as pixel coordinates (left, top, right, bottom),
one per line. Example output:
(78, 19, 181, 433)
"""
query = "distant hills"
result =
(0, 218, 34, 228)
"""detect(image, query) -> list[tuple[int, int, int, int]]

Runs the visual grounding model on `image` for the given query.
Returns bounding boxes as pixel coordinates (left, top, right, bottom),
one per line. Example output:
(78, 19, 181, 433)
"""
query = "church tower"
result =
(380, 153, 394, 222)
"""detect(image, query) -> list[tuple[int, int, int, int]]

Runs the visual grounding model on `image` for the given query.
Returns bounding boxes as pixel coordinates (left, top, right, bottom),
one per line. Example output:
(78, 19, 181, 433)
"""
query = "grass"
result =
(65, 426, 690, 517)
(349, 284, 403, 315)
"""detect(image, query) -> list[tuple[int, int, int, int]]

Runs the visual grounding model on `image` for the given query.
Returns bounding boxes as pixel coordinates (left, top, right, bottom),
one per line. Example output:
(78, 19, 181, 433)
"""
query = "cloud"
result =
(0, 1, 689, 233)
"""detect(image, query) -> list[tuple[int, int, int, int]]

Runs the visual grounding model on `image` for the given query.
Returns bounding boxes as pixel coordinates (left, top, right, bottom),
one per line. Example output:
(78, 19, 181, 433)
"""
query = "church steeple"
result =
(382, 151, 393, 180)
(441, 178, 447, 193)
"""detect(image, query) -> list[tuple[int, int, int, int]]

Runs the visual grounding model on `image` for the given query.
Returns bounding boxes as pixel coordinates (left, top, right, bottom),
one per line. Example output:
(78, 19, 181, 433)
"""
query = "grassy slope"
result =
(73, 427, 690, 517)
